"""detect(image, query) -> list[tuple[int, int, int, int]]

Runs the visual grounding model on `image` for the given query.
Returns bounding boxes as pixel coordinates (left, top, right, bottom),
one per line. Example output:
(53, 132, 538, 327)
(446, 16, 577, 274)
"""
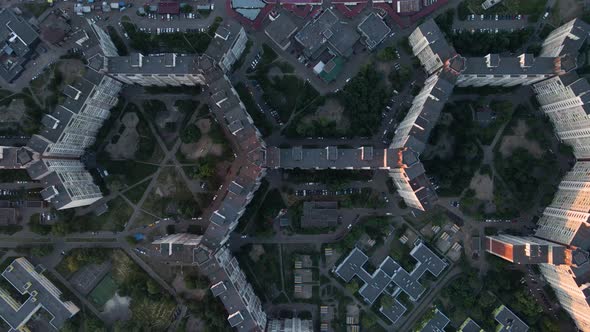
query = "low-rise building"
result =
(265, 13, 298, 50)
(494, 305, 529, 332)
(301, 201, 340, 228)
(294, 9, 359, 59)
(0, 8, 40, 83)
(0, 258, 79, 331)
(357, 13, 391, 50)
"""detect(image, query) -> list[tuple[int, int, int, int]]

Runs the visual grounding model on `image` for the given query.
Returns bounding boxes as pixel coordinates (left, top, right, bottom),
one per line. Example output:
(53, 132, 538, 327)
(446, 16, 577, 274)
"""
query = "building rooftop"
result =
(0, 8, 39, 82)
(494, 305, 529, 332)
(0, 258, 79, 331)
(420, 308, 450, 332)
(357, 13, 391, 50)
(294, 8, 359, 59)
(459, 318, 484, 332)
(107, 53, 210, 76)
(264, 13, 298, 50)
(301, 201, 340, 228)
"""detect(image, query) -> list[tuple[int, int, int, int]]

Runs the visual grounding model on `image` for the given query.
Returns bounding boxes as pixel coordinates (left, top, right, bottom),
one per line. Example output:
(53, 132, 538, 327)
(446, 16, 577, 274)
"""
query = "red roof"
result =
(157, 2, 180, 14)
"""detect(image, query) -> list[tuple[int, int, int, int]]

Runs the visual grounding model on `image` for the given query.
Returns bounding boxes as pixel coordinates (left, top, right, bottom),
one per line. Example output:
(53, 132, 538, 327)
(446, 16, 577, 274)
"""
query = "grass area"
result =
(123, 179, 151, 204)
(89, 273, 118, 308)
(476, 100, 515, 144)
(236, 179, 269, 233)
(73, 196, 133, 232)
(174, 99, 200, 115)
(236, 244, 282, 302)
(22, 2, 49, 17)
(142, 168, 200, 219)
(251, 61, 319, 123)
(492, 105, 569, 217)
(251, 189, 285, 236)
(423, 100, 483, 196)
(0, 225, 22, 235)
(100, 160, 158, 188)
(107, 26, 129, 56)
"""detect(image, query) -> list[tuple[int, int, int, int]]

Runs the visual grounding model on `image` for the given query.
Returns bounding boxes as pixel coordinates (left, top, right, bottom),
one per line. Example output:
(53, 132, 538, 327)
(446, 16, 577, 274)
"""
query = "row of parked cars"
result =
(295, 188, 362, 197)
(467, 14, 522, 20)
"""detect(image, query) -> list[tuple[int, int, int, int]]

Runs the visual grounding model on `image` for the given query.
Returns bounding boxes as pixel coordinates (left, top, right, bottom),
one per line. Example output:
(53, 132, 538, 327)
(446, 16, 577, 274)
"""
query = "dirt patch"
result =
(499, 120, 544, 158)
(249, 244, 265, 262)
(105, 112, 139, 159)
(179, 118, 223, 160)
(469, 172, 494, 201)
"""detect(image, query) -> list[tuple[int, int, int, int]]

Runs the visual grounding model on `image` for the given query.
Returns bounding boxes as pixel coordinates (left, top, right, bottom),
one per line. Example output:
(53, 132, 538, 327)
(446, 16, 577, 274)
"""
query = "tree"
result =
(377, 47, 398, 61)
(180, 123, 202, 143)
(130, 297, 175, 330)
(28, 214, 51, 235)
(30, 245, 53, 257)
(180, 4, 193, 13)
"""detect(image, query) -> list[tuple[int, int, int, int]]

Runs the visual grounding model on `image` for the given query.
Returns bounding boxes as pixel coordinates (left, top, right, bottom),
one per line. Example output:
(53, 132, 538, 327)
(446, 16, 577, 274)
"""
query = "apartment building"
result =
(485, 234, 571, 265)
(206, 22, 248, 73)
(207, 246, 267, 331)
(484, 162, 590, 330)
(540, 19, 590, 58)
(26, 159, 102, 210)
(456, 53, 561, 87)
(532, 73, 590, 159)
(0, 258, 79, 331)
(88, 21, 118, 57)
(408, 19, 456, 75)
(29, 68, 122, 158)
(107, 53, 213, 86)
(203, 73, 267, 247)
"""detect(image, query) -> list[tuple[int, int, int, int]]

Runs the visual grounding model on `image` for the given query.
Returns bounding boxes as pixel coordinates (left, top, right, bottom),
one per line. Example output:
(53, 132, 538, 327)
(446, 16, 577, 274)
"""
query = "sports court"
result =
(88, 273, 118, 309)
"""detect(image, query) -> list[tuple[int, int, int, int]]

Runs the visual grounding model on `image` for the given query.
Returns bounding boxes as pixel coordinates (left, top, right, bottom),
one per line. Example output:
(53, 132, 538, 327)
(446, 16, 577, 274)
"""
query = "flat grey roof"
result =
(357, 13, 391, 50)
(265, 13, 298, 49)
(0, 258, 78, 331)
(379, 297, 407, 324)
(295, 9, 359, 58)
(273, 146, 397, 169)
(334, 247, 368, 282)
(359, 269, 391, 304)
(420, 309, 450, 332)
(108, 53, 205, 75)
(391, 267, 425, 300)
(461, 55, 557, 76)
(494, 305, 529, 332)
(459, 318, 483, 332)
(410, 242, 447, 278)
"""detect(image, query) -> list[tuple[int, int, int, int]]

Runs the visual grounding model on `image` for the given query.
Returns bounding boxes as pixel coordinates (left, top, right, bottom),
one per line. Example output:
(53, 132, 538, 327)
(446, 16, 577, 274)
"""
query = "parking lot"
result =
(453, 14, 530, 32)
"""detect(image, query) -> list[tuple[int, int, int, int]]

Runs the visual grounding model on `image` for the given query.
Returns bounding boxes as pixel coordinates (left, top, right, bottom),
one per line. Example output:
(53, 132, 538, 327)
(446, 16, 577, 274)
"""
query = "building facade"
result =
(533, 74, 590, 159)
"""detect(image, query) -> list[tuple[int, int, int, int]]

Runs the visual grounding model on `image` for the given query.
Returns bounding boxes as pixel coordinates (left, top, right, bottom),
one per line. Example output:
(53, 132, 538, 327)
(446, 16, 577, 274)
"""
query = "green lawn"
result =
(73, 196, 133, 232)
(123, 179, 151, 204)
(100, 160, 157, 187)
